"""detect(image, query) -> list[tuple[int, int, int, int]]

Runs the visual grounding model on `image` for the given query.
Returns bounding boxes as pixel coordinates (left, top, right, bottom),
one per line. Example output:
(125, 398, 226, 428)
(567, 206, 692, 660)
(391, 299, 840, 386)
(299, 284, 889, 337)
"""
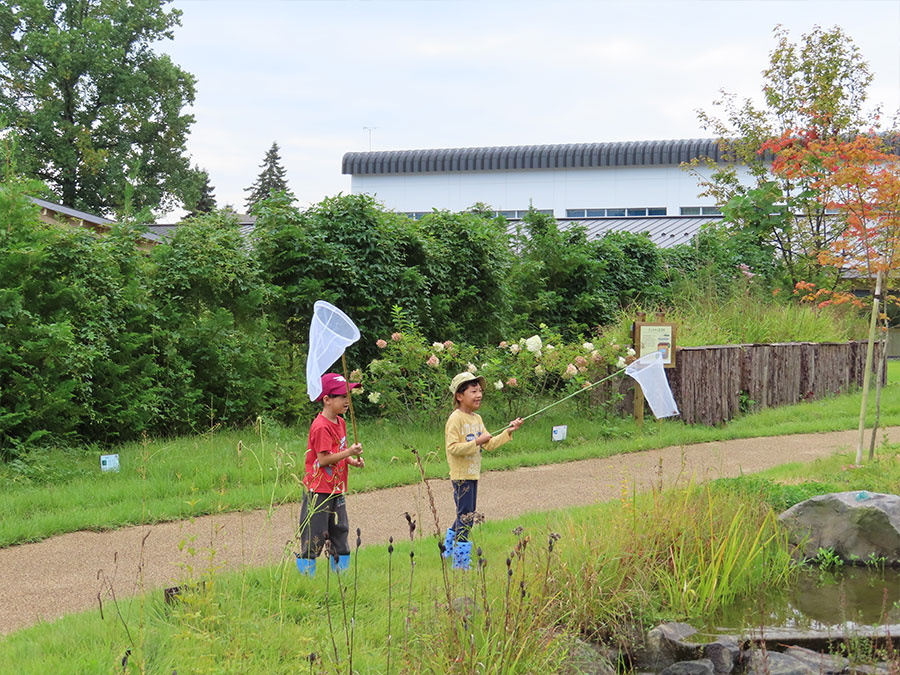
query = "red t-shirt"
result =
(303, 413, 349, 494)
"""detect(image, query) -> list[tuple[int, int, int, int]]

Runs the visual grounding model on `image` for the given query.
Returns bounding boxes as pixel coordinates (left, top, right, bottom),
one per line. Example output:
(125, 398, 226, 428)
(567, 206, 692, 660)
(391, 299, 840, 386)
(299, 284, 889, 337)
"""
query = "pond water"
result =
(698, 567, 900, 635)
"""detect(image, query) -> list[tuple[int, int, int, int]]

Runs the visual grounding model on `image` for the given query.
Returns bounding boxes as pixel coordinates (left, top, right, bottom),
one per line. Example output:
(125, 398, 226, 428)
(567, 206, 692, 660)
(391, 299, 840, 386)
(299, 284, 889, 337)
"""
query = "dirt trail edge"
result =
(2, 427, 898, 636)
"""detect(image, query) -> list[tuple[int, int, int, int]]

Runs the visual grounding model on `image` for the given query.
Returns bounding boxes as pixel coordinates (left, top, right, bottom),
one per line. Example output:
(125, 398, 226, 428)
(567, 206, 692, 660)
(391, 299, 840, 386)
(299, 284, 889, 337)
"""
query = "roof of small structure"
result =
(525, 215, 722, 249)
(30, 196, 116, 227)
(343, 138, 726, 175)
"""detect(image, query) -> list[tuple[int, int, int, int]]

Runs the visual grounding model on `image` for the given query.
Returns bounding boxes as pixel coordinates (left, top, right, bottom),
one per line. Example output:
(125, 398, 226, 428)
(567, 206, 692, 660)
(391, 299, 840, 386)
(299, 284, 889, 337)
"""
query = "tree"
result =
(0, 0, 199, 217)
(244, 141, 293, 213)
(182, 166, 217, 218)
(770, 131, 900, 462)
(693, 25, 881, 286)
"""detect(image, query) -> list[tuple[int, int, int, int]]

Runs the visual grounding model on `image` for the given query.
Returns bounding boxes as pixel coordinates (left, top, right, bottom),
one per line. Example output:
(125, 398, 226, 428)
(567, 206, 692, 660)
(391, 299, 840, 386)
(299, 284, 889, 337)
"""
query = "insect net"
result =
(624, 351, 679, 418)
(306, 301, 361, 401)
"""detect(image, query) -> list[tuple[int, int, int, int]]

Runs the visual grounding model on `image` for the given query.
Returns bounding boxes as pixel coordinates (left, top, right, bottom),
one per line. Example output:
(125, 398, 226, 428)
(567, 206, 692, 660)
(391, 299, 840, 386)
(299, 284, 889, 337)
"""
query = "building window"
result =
(681, 206, 722, 216)
(626, 208, 647, 217)
(647, 207, 667, 216)
(566, 209, 586, 218)
(586, 208, 605, 217)
(606, 208, 626, 217)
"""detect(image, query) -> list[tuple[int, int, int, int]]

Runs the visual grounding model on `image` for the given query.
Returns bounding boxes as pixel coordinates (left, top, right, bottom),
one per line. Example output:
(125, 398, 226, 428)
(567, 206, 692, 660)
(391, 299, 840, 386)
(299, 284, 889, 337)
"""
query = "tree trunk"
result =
(868, 311, 889, 460)
(856, 269, 883, 464)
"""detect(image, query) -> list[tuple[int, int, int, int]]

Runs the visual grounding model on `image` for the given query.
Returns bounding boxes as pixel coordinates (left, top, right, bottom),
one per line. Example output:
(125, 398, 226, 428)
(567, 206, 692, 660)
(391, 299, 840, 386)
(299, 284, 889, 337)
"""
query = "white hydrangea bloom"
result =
(368, 391, 382, 404)
(525, 335, 543, 353)
(510, 344, 520, 354)
(432, 341, 444, 352)
(535, 364, 545, 375)
(494, 380, 504, 390)
(627, 347, 636, 357)
(546, 344, 555, 351)
(617, 356, 626, 368)
(466, 363, 477, 373)
(583, 342, 594, 351)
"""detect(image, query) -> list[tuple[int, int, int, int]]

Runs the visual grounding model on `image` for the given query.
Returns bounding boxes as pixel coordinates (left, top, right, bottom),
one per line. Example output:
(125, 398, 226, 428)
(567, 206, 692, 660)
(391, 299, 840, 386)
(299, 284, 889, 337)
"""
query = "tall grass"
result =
(602, 283, 868, 347)
(0, 470, 802, 673)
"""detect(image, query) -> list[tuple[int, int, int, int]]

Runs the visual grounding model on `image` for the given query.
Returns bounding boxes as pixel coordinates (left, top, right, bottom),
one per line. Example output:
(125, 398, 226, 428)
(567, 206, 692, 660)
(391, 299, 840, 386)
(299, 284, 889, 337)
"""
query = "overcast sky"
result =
(160, 0, 900, 218)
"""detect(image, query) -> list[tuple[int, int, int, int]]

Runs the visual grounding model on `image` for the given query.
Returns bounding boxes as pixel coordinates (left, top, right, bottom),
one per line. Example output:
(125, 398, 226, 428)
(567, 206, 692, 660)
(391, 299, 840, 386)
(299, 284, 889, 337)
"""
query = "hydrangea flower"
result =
(617, 356, 626, 368)
(510, 344, 520, 354)
(575, 355, 587, 368)
(376, 339, 387, 349)
(426, 354, 440, 368)
(432, 341, 444, 352)
(466, 363, 477, 373)
(368, 391, 381, 404)
(494, 380, 504, 390)
(590, 350, 602, 363)
(534, 364, 545, 375)
(391, 332, 402, 342)
(498, 341, 508, 349)
(350, 369, 363, 381)
(443, 340, 454, 350)
(525, 335, 542, 353)
(506, 377, 518, 387)
(546, 344, 554, 351)
(582, 342, 594, 351)
(563, 363, 577, 379)
(627, 347, 636, 357)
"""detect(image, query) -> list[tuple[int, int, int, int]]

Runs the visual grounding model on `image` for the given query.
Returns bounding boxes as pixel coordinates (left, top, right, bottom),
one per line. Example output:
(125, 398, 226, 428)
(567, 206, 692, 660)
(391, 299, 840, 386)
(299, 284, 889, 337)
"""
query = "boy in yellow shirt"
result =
(444, 372, 524, 569)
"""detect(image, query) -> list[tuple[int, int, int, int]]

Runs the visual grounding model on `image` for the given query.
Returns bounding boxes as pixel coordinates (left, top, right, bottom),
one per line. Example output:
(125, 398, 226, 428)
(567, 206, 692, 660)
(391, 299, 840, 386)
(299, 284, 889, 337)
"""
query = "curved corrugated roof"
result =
(343, 138, 727, 175)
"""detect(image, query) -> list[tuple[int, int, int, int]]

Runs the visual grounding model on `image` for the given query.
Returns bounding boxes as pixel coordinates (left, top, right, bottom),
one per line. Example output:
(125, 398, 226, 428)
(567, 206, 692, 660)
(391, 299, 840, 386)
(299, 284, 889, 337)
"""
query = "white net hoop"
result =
(306, 301, 361, 401)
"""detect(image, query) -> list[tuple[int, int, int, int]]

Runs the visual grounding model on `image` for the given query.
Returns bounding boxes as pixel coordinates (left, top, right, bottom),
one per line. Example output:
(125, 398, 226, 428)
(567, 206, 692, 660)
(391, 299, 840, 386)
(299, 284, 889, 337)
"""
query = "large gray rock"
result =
(634, 622, 704, 670)
(778, 492, 900, 563)
(660, 659, 715, 675)
(745, 650, 817, 675)
(703, 636, 741, 673)
(784, 646, 849, 675)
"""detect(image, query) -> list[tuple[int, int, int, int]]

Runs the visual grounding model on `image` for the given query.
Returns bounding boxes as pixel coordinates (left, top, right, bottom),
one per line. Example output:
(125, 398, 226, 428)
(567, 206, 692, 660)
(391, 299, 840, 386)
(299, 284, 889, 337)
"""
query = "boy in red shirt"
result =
(296, 373, 364, 575)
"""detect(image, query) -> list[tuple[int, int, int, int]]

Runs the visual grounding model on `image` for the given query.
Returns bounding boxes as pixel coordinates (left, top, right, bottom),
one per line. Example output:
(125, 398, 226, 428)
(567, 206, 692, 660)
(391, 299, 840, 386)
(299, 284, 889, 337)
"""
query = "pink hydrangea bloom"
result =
(563, 363, 577, 379)
(426, 354, 440, 368)
(506, 377, 518, 387)
(391, 332, 402, 341)
(376, 339, 388, 349)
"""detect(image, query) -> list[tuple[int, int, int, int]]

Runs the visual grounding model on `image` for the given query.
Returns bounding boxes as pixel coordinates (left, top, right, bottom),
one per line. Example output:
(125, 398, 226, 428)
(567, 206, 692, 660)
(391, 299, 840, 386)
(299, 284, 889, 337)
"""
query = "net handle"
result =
(341, 353, 359, 445)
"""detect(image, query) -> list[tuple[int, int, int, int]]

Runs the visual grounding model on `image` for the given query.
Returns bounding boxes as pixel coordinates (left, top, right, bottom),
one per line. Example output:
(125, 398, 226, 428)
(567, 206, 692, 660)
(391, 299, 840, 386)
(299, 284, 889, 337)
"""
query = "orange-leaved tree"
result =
(765, 130, 900, 462)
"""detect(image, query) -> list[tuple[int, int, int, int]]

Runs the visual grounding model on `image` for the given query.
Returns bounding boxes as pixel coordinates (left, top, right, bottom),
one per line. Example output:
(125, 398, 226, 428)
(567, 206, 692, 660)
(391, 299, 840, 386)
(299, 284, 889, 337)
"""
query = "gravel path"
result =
(2, 427, 897, 637)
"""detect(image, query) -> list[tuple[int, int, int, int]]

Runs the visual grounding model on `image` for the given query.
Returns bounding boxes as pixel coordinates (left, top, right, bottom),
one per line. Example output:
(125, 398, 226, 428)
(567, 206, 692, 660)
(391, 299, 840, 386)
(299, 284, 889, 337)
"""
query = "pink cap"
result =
(318, 373, 360, 401)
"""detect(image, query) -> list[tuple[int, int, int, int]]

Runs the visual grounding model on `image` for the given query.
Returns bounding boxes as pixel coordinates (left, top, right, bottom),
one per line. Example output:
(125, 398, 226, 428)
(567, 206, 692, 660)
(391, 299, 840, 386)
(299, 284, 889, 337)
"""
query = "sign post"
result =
(632, 314, 677, 428)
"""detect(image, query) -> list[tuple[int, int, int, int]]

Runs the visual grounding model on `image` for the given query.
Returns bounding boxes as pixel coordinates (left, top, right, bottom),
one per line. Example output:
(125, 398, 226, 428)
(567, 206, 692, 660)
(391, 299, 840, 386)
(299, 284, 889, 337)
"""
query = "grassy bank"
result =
(5, 443, 898, 672)
(1, 361, 898, 548)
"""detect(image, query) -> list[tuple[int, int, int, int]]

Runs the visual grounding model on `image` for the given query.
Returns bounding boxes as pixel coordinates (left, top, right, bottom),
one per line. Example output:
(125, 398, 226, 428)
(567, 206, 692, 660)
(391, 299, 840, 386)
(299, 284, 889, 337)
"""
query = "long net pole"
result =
(491, 366, 628, 435)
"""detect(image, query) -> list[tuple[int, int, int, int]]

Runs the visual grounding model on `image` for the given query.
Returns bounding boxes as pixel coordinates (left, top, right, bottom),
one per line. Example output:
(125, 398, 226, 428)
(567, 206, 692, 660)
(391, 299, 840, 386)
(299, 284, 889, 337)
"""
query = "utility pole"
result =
(362, 126, 378, 151)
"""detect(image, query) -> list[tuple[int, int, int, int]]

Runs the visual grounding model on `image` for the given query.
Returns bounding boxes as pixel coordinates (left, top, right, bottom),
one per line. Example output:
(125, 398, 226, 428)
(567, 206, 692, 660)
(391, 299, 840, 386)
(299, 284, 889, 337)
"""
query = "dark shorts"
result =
(297, 491, 350, 559)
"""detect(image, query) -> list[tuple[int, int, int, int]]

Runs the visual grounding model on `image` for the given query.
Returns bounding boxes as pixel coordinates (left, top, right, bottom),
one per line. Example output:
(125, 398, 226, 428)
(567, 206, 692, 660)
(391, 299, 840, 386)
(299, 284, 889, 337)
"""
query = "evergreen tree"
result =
(183, 167, 217, 218)
(244, 142, 293, 213)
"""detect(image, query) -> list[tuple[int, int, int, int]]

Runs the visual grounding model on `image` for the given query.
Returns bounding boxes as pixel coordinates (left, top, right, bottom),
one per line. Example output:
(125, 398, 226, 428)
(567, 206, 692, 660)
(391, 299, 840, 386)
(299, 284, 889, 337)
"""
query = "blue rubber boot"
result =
(331, 554, 351, 573)
(442, 528, 456, 559)
(452, 541, 472, 571)
(296, 556, 316, 576)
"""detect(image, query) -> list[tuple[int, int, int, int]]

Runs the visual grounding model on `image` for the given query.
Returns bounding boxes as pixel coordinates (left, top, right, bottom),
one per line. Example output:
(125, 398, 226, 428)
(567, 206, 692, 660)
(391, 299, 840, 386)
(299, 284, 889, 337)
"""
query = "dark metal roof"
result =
(29, 196, 116, 226)
(529, 215, 722, 249)
(343, 138, 726, 175)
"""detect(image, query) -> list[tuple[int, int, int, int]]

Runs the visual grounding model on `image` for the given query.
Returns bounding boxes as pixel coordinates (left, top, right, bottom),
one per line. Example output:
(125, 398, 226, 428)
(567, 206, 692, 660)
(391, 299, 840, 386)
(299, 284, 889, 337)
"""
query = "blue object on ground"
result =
(296, 556, 316, 576)
(856, 491, 870, 501)
(443, 528, 456, 559)
(452, 541, 472, 570)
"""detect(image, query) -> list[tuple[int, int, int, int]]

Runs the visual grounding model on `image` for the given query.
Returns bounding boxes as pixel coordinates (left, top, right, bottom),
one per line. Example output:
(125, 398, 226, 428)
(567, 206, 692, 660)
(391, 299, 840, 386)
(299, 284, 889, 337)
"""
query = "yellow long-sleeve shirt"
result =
(445, 408, 512, 481)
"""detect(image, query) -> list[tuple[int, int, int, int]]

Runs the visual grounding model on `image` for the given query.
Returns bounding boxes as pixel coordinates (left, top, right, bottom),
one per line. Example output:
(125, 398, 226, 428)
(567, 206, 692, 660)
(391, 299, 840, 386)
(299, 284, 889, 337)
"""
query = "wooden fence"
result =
(605, 341, 885, 426)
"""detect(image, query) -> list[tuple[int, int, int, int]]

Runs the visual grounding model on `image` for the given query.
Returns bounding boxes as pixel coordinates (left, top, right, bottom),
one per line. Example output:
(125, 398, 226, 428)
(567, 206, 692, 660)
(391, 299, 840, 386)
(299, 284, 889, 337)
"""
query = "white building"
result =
(343, 138, 750, 247)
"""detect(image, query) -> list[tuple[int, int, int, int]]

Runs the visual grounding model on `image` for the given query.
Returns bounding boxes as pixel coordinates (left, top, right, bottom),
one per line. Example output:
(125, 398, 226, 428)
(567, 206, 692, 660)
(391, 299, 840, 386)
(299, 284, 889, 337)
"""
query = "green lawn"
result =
(1, 361, 898, 548)
(3, 441, 896, 673)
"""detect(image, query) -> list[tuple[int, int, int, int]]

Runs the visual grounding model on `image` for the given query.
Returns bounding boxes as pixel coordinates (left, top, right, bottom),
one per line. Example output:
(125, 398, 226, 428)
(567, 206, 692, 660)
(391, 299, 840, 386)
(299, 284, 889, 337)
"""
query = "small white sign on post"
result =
(100, 454, 119, 473)
(551, 425, 568, 442)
